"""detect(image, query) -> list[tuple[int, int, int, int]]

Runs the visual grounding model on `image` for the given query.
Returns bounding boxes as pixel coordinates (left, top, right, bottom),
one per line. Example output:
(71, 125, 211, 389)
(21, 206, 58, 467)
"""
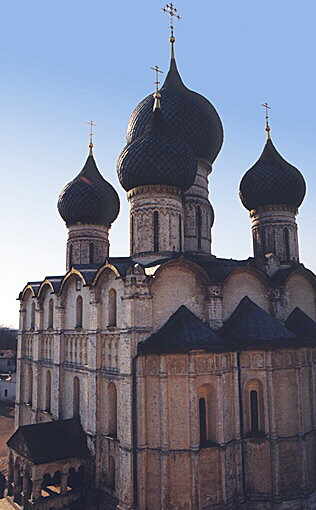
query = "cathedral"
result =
(4, 9, 316, 510)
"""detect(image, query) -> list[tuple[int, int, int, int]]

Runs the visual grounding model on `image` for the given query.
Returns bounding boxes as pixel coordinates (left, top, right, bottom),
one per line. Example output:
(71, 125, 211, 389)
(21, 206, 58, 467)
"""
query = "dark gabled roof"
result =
(285, 307, 316, 342)
(219, 296, 295, 349)
(7, 418, 90, 465)
(138, 305, 225, 355)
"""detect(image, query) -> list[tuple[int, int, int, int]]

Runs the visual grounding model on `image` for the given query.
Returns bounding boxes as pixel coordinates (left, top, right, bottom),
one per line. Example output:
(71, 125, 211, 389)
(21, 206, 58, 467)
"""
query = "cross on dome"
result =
(162, 2, 181, 48)
(261, 102, 271, 139)
(86, 120, 96, 154)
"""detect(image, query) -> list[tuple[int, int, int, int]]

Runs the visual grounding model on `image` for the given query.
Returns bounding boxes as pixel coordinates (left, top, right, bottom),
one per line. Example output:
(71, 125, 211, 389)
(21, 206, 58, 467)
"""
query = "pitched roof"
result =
(138, 305, 225, 355)
(285, 307, 316, 342)
(7, 418, 90, 465)
(219, 296, 295, 349)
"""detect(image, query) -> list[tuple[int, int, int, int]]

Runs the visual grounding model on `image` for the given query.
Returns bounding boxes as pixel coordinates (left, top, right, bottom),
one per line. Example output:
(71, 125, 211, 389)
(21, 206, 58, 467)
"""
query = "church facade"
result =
(5, 28, 316, 510)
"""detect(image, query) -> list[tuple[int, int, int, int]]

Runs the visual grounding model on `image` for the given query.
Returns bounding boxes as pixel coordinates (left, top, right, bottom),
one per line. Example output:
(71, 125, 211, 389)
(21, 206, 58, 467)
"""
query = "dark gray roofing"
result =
(219, 296, 296, 349)
(117, 109, 197, 192)
(285, 307, 316, 341)
(184, 254, 258, 283)
(107, 257, 134, 276)
(58, 152, 120, 227)
(126, 52, 223, 164)
(7, 418, 90, 465)
(43, 276, 64, 293)
(138, 305, 225, 355)
(239, 138, 306, 211)
(271, 264, 316, 287)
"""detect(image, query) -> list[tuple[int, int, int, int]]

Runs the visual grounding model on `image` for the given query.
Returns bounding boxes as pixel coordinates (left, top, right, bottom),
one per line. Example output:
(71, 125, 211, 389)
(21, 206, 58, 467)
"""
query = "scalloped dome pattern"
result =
(117, 110, 197, 192)
(58, 154, 120, 227)
(126, 57, 223, 164)
(239, 139, 306, 211)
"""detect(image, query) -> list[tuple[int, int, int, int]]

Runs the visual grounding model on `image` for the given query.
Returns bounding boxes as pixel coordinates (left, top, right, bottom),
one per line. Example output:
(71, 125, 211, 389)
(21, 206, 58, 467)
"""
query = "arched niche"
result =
(151, 262, 208, 329)
(108, 289, 117, 327)
(197, 383, 217, 445)
(26, 365, 33, 405)
(223, 270, 269, 320)
(94, 266, 120, 328)
(286, 273, 316, 320)
(38, 283, 54, 330)
(108, 382, 118, 438)
(73, 376, 80, 417)
(76, 296, 83, 328)
(21, 288, 35, 330)
(244, 379, 265, 435)
(62, 274, 85, 329)
(45, 370, 52, 412)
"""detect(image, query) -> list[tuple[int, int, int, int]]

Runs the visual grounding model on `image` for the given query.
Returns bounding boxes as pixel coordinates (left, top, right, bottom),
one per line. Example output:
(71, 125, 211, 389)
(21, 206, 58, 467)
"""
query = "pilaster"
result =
(207, 284, 223, 329)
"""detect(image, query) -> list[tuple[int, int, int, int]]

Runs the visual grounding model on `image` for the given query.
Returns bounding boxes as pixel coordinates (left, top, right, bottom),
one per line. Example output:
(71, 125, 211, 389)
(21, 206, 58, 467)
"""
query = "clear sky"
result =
(1, 0, 316, 327)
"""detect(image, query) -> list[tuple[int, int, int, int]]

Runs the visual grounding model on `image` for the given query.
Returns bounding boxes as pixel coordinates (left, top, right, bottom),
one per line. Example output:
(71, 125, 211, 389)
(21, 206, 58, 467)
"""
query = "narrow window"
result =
(28, 366, 33, 405)
(89, 242, 94, 264)
(52, 471, 61, 486)
(272, 230, 277, 254)
(31, 302, 35, 329)
(73, 376, 80, 417)
(131, 215, 134, 253)
(284, 227, 290, 261)
(109, 456, 115, 490)
(45, 371, 52, 412)
(179, 214, 182, 252)
(76, 296, 83, 328)
(4, 389, 8, 398)
(48, 299, 54, 329)
(108, 289, 117, 327)
(153, 211, 159, 252)
(69, 244, 73, 266)
(108, 383, 117, 437)
(261, 228, 266, 255)
(199, 397, 207, 445)
(250, 390, 259, 433)
(196, 206, 202, 250)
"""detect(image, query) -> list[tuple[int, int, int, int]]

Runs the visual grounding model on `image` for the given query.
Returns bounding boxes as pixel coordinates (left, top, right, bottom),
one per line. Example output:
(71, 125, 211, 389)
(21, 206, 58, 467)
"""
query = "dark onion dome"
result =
(117, 107, 197, 192)
(239, 138, 306, 211)
(126, 49, 223, 164)
(58, 149, 120, 227)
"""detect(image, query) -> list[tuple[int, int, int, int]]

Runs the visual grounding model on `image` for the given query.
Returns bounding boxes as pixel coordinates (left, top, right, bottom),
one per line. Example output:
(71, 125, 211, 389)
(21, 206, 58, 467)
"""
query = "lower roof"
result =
(7, 418, 90, 465)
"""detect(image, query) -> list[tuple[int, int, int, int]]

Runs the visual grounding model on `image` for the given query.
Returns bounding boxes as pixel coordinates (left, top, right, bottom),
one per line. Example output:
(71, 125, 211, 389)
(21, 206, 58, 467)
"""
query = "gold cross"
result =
(150, 65, 164, 93)
(162, 3, 181, 40)
(86, 120, 96, 151)
(261, 103, 271, 138)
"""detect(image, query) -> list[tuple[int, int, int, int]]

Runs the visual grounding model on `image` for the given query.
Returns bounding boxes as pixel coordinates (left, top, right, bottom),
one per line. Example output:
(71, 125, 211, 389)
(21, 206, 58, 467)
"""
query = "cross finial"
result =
(261, 103, 271, 139)
(151, 65, 164, 93)
(151, 66, 164, 111)
(162, 3, 181, 49)
(86, 120, 96, 154)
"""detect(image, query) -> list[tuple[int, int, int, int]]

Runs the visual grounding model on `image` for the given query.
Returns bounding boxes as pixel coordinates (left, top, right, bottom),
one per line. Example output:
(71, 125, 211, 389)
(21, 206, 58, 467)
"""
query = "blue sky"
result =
(1, 0, 316, 327)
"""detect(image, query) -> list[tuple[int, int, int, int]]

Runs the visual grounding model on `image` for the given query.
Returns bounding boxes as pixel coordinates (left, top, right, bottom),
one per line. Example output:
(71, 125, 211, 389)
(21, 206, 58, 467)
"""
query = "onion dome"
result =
(239, 138, 306, 211)
(126, 46, 223, 164)
(117, 105, 197, 192)
(58, 147, 120, 227)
